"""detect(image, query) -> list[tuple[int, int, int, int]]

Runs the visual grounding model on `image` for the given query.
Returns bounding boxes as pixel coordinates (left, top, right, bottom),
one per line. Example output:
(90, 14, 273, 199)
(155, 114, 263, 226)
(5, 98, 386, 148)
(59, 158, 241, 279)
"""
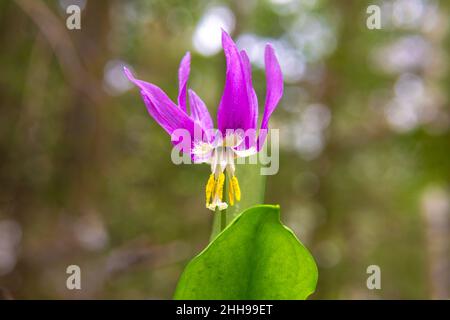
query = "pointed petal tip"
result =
(123, 66, 135, 82)
(221, 29, 233, 44)
(258, 41, 283, 136)
(265, 43, 275, 51)
(178, 52, 191, 112)
(240, 48, 249, 56)
(265, 44, 283, 83)
(264, 43, 277, 60)
(181, 51, 191, 62)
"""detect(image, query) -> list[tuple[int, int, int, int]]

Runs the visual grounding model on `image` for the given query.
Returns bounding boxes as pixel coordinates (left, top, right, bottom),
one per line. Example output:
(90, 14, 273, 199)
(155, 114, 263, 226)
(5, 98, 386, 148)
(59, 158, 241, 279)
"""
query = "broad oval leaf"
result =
(174, 205, 318, 300)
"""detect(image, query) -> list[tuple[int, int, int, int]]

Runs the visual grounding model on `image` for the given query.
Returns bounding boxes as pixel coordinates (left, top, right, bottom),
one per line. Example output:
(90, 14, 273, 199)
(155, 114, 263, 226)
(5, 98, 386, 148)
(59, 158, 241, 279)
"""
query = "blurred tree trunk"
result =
(62, 0, 111, 215)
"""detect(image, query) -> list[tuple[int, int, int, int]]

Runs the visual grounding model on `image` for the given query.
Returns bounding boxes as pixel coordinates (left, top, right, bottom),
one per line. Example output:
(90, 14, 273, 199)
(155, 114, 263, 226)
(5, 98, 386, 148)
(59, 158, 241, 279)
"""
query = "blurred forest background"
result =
(0, 0, 449, 299)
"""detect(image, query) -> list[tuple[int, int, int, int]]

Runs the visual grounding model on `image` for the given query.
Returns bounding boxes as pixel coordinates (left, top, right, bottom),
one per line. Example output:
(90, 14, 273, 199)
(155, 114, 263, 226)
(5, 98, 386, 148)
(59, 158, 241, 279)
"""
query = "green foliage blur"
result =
(0, 0, 449, 299)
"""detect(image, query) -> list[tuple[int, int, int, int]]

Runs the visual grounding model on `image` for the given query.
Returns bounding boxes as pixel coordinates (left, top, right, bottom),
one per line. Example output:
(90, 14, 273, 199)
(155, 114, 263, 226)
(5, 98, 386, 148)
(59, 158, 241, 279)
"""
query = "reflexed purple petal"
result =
(177, 52, 191, 113)
(217, 30, 255, 133)
(124, 67, 199, 143)
(139, 91, 171, 135)
(240, 50, 258, 129)
(188, 89, 213, 132)
(258, 44, 283, 150)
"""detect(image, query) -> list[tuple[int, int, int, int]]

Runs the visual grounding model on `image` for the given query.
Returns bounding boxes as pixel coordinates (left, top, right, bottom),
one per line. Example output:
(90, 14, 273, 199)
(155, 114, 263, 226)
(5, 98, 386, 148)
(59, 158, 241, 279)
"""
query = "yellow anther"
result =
(205, 174, 215, 206)
(215, 173, 225, 201)
(205, 172, 238, 210)
(228, 178, 235, 206)
(231, 176, 241, 202)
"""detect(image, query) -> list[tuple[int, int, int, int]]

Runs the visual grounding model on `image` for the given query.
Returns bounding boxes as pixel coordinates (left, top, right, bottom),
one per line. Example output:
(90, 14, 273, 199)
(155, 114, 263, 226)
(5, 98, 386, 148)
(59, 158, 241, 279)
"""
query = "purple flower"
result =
(125, 30, 283, 211)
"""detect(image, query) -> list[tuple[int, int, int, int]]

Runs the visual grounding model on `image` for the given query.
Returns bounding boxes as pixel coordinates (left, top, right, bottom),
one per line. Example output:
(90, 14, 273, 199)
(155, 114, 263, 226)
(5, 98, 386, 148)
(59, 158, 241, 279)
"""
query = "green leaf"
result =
(175, 205, 318, 300)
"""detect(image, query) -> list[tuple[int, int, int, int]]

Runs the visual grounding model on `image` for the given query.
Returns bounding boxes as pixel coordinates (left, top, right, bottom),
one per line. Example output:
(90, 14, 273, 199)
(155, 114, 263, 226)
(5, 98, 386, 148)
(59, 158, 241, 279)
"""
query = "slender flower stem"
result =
(210, 208, 227, 242)
(220, 209, 227, 231)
